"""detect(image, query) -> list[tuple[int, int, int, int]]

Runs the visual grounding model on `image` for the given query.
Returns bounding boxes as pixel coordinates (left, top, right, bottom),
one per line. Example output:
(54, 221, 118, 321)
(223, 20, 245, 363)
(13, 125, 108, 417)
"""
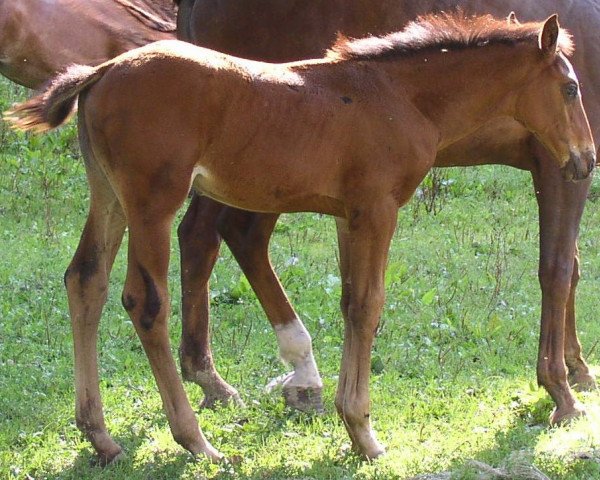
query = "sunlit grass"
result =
(1, 78, 600, 479)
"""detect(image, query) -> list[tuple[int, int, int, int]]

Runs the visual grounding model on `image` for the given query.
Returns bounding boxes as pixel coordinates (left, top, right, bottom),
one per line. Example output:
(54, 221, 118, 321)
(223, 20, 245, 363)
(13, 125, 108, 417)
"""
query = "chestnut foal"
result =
(7, 13, 595, 462)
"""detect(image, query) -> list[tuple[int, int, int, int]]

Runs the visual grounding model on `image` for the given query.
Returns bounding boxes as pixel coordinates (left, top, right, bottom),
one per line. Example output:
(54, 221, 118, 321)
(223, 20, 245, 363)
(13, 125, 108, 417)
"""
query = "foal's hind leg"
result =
(122, 194, 221, 461)
(217, 207, 323, 413)
(333, 202, 397, 459)
(65, 158, 126, 465)
(531, 149, 591, 424)
(178, 194, 243, 408)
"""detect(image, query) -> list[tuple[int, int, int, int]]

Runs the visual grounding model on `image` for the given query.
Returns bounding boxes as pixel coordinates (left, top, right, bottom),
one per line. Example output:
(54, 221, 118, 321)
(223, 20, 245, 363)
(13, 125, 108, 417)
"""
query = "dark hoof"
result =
(282, 385, 324, 414)
(549, 402, 586, 426)
(569, 372, 597, 392)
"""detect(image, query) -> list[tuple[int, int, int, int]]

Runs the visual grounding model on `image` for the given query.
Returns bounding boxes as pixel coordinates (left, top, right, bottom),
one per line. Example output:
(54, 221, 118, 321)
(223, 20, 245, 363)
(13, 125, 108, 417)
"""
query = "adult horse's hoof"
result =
(180, 363, 244, 410)
(282, 384, 324, 414)
(568, 371, 597, 392)
(549, 402, 586, 426)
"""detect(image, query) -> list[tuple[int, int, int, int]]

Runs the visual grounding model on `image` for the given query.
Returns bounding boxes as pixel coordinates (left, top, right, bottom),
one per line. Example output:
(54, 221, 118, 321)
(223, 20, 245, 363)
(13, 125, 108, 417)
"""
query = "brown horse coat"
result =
(0, 0, 176, 88)
(6, 13, 595, 462)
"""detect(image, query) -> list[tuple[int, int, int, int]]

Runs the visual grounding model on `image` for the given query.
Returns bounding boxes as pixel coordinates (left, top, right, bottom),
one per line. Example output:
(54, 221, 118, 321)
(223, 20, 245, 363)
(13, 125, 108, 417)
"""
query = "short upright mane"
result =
(327, 11, 574, 61)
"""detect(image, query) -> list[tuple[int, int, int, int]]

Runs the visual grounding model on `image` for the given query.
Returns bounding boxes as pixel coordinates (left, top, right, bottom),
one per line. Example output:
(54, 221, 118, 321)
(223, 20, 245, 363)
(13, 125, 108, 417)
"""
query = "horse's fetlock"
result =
(171, 424, 199, 450)
(275, 319, 313, 364)
(340, 401, 370, 427)
(179, 352, 214, 382)
(537, 362, 568, 389)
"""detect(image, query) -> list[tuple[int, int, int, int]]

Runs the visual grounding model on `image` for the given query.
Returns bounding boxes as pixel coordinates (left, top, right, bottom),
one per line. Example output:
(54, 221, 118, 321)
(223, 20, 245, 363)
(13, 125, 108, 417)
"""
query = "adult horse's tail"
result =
(5, 63, 113, 132)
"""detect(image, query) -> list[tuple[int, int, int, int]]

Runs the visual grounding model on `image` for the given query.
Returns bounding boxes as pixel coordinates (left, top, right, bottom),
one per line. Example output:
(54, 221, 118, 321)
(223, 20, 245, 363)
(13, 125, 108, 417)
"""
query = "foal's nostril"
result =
(587, 151, 597, 174)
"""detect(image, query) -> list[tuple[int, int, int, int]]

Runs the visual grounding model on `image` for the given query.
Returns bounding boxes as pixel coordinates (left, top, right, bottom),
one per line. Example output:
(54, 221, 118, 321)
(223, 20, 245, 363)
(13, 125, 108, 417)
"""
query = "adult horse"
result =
(0, 0, 176, 89)
(174, 0, 600, 419)
(7, 13, 595, 462)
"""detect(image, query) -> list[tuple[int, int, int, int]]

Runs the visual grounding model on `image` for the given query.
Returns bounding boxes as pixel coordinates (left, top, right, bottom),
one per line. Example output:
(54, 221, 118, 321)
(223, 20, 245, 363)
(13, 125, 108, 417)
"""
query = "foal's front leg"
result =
(531, 147, 592, 424)
(334, 202, 398, 459)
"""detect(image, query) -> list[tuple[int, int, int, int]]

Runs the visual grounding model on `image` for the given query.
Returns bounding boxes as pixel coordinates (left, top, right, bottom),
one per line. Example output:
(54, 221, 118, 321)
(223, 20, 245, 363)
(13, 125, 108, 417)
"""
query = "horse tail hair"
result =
(4, 62, 113, 133)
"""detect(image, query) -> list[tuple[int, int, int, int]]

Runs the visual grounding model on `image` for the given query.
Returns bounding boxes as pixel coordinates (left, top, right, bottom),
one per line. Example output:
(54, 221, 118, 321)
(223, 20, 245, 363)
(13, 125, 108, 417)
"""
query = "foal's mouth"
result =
(561, 149, 596, 181)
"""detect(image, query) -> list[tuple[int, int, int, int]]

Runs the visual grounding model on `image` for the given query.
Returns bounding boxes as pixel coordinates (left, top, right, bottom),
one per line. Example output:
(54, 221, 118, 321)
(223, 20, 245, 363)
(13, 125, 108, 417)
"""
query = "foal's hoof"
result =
(191, 444, 224, 463)
(283, 385, 324, 414)
(549, 402, 586, 426)
(353, 439, 386, 460)
(200, 388, 245, 410)
(569, 372, 597, 392)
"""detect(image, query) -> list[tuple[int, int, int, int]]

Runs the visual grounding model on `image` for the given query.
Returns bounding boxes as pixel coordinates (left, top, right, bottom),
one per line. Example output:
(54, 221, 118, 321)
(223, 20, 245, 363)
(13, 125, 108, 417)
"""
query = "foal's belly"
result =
(191, 164, 344, 216)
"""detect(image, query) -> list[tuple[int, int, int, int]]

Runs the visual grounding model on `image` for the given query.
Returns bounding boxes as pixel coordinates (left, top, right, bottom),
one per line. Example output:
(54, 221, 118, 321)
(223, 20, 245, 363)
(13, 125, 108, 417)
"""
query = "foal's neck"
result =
(391, 43, 538, 149)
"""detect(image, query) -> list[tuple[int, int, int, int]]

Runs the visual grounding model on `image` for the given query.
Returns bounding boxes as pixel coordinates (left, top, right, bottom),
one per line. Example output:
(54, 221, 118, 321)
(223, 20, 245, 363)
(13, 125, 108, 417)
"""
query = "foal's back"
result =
(82, 40, 420, 216)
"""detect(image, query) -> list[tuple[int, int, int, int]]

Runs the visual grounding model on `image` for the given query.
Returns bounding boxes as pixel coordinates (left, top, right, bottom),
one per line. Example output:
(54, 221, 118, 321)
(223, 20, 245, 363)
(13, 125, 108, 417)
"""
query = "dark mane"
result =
(113, 0, 177, 33)
(327, 11, 574, 61)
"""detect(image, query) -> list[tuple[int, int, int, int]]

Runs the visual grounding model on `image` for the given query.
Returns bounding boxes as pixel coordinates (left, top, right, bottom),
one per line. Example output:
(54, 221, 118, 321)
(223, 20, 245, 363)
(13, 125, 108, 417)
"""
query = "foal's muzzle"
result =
(561, 149, 596, 181)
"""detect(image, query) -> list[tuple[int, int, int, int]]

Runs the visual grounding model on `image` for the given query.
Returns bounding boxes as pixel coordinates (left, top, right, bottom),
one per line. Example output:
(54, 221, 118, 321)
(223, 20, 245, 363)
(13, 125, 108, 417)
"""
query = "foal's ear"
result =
(539, 14, 560, 56)
(507, 12, 519, 25)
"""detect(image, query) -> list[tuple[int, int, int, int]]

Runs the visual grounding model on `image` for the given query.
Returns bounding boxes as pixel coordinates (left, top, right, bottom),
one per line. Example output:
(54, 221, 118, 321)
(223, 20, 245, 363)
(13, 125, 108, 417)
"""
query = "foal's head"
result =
(514, 15, 595, 181)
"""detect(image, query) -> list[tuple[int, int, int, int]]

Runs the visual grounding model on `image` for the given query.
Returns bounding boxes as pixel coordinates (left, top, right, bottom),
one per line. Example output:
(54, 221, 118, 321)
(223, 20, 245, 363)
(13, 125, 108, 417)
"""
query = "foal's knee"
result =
(348, 292, 385, 324)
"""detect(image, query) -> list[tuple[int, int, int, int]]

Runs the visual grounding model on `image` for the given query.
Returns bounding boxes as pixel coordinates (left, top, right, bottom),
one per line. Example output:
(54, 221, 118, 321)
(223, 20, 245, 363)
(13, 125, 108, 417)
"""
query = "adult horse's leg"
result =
(333, 201, 397, 459)
(178, 194, 323, 411)
(65, 156, 126, 465)
(531, 144, 591, 424)
(175, 0, 195, 42)
(565, 247, 597, 391)
(217, 206, 323, 412)
(120, 176, 220, 460)
(178, 194, 243, 408)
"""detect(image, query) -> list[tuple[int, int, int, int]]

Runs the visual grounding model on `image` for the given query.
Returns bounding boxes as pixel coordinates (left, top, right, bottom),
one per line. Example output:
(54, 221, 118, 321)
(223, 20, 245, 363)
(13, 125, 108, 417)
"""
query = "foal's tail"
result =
(5, 62, 113, 132)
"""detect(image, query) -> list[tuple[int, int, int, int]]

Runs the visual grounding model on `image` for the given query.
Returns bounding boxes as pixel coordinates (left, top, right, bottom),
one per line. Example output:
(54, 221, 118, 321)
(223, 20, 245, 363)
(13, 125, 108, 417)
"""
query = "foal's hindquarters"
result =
(65, 94, 222, 463)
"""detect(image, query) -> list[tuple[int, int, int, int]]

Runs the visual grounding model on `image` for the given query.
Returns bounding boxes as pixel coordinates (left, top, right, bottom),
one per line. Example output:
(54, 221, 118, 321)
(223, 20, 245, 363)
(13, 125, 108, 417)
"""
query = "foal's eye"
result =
(564, 82, 579, 100)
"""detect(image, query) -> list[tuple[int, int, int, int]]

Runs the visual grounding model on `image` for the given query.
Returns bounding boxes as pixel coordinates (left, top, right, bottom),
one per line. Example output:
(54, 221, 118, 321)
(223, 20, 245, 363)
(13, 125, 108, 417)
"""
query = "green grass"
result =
(1, 77, 600, 479)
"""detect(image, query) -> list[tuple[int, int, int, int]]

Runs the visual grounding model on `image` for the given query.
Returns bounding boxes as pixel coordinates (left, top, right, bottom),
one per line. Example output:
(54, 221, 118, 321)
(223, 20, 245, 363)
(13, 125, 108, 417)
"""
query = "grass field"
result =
(1, 77, 600, 479)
